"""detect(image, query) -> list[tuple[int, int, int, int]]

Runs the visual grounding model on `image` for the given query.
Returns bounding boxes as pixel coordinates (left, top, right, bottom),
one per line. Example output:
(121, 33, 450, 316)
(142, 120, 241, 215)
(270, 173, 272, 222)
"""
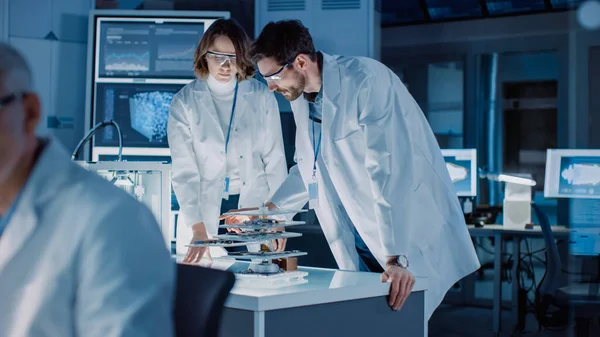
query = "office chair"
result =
(174, 263, 236, 337)
(531, 202, 570, 328)
(532, 203, 600, 336)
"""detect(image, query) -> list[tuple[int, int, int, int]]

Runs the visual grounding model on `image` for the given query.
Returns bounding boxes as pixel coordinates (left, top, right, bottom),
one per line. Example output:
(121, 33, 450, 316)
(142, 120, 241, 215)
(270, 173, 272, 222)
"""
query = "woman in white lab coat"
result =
(167, 19, 288, 263)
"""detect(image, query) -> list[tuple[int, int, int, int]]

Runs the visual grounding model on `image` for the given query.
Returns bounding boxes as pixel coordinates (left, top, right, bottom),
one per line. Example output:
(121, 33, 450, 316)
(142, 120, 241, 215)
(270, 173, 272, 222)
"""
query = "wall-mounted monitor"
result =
(485, 0, 546, 15)
(550, 0, 586, 9)
(85, 10, 230, 162)
(441, 149, 478, 197)
(544, 149, 600, 199)
(425, 0, 483, 21)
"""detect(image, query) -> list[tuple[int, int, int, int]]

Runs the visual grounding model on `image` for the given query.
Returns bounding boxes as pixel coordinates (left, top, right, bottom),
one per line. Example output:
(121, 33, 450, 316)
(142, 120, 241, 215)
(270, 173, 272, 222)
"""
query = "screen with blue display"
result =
(441, 149, 477, 197)
(558, 156, 600, 197)
(485, 0, 547, 15)
(98, 21, 204, 80)
(425, 0, 483, 20)
(94, 82, 185, 148)
(550, 0, 586, 9)
(445, 157, 474, 195)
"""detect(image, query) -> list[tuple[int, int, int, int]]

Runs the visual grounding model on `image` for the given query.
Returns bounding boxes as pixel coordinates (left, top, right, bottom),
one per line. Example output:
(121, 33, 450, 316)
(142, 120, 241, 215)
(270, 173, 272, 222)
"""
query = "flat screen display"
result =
(485, 0, 546, 15)
(425, 0, 484, 21)
(441, 149, 478, 197)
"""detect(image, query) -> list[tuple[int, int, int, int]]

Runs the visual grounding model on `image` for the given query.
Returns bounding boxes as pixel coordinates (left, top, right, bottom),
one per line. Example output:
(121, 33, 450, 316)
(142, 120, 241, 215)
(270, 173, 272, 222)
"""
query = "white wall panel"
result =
(50, 40, 87, 150)
(9, 0, 52, 38)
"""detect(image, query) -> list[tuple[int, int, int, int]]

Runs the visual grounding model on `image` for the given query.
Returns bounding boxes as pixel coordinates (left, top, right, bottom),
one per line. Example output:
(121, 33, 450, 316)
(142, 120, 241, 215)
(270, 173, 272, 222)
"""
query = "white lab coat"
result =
(168, 78, 287, 254)
(0, 138, 175, 337)
(270, 53, 481, 319)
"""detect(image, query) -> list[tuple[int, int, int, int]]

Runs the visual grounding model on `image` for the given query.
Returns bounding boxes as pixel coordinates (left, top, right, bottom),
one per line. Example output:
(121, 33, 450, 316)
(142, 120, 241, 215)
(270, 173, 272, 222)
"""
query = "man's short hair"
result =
(193, 18, 255, 81)
(251, 20, 317, 67)
(0, 43, 32, 92)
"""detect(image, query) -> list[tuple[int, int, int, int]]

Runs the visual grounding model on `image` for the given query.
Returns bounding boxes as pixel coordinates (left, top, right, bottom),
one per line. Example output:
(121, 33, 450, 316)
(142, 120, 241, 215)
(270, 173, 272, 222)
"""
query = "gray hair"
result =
(0, 42, 32, 93)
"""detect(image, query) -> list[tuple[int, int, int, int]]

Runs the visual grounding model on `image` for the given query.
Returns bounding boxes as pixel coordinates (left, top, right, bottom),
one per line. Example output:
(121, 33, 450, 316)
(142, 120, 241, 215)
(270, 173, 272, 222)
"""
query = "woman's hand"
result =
(183, 222, 212, 264)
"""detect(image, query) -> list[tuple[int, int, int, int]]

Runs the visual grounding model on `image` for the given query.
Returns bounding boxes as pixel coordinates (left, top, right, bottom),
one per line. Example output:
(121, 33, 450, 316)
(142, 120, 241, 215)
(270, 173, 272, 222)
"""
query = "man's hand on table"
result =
(381, 264, 415, 311)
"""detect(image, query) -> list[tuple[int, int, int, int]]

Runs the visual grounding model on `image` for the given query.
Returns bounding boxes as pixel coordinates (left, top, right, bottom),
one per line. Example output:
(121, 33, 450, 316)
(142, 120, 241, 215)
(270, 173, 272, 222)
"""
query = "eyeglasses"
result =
(0, 93, 26, 110)
(206, 51, 237, 67)
(262, 63, 288, 83)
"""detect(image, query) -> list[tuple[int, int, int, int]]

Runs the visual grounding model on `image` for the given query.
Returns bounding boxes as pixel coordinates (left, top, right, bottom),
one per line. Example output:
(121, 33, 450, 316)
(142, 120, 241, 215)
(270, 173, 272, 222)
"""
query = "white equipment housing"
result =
(75, 161, 173, 249)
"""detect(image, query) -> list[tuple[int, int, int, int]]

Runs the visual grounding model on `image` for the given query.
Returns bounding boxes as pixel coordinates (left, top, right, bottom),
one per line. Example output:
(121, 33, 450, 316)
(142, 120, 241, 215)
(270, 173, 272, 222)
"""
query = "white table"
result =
(206, 260, 428, 337)
(467, 224, 570, 335)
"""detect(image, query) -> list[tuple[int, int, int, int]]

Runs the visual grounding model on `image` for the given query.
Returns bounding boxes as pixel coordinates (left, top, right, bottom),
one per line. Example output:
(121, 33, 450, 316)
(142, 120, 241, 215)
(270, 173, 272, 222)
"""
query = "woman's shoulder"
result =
(174, 79, 206, 101)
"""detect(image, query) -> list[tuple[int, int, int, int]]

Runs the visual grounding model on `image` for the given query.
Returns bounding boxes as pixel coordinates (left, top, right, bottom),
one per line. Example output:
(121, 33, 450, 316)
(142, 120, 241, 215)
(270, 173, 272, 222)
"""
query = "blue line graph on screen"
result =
(559, 156, 600, 197)
(129, 91, 174, 142)
(158, 43, 196, 61)
(104, 46, 150, 72)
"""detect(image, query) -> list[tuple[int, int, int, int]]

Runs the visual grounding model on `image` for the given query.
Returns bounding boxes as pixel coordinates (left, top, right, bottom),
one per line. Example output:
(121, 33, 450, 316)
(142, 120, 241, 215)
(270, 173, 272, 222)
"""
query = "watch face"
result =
(398, 255, 409, 268)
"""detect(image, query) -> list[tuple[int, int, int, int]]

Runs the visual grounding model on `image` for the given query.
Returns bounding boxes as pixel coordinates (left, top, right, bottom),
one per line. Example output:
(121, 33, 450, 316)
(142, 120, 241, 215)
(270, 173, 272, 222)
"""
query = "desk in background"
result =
(467, 224, 570, 335)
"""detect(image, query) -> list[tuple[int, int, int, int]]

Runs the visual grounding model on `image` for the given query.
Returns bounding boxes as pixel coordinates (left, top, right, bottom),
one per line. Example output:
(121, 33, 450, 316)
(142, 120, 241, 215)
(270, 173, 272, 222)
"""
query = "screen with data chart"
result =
(441, 149, 478, 197)
(87, 11, 228, 161)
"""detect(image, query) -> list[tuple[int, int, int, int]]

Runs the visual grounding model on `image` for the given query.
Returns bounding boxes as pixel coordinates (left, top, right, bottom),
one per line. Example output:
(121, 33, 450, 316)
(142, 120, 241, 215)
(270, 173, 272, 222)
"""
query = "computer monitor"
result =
(85, 10, 230, 161)
(544, 149, 600, 255)
(544, 149, 600, 199)
(425, 0, 483, 21)
(441, 149, 478, 197)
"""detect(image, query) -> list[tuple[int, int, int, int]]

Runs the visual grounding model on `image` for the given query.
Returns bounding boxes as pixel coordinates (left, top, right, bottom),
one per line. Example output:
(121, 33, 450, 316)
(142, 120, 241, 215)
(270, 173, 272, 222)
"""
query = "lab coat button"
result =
(240, 155, 244, 159)
(243, 182, 246, 185)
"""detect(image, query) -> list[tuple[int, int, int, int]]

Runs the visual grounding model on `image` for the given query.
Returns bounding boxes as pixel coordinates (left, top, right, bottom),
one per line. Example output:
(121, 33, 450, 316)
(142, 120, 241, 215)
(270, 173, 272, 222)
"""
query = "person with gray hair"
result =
(0, 43, 175, 336)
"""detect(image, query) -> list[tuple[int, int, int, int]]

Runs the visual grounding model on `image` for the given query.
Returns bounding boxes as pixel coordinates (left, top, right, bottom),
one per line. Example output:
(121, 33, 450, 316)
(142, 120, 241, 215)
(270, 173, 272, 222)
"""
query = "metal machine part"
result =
(215, 231, 302, 242)
(186, 240, 249, 248)
(219, 220, 305, 230)
(224, 208, 308, 217)
(244, 261, 282, 275)
(218, 250, 307, 260)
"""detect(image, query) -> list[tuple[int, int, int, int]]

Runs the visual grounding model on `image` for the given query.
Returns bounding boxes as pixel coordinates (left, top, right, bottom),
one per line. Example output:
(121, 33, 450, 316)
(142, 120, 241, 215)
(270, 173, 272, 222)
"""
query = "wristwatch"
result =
(389, 255, 409, 269)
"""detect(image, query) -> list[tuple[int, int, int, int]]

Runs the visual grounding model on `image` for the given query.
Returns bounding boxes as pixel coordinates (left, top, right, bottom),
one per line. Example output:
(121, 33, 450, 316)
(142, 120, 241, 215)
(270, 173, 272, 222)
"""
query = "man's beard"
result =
(277, 73, 305, 101)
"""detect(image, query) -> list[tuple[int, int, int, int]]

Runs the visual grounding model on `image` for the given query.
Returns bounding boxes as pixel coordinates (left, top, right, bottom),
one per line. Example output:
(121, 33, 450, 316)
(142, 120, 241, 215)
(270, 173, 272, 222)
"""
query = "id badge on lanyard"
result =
(223, 81, 239, 201)
(309, 110, 322, 210)
(223, 177, 231, 200)
(308, 174, 319, 210)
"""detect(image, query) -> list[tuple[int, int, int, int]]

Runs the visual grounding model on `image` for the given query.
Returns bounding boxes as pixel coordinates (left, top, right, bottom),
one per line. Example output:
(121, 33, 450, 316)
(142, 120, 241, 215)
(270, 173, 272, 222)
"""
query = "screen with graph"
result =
(98, 21, 203, 79)
(88, 12, 227, 160)
(441, 149, 478, 197)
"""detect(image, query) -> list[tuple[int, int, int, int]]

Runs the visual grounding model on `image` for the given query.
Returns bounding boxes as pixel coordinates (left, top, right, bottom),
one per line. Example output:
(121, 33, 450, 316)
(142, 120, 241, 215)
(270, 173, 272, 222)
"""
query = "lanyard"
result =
(224, 81, 239, 154)
(311, 105, 322, 178)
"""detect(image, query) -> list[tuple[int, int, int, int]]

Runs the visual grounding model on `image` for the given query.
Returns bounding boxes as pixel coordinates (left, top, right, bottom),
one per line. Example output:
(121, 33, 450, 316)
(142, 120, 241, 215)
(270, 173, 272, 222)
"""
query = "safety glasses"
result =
(262, 63, 288, 83)
(206, 51, 237, 67)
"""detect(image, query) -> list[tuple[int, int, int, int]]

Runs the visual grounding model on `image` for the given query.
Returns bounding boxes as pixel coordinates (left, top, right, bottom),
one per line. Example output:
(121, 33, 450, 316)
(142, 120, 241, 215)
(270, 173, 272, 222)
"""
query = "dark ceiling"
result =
(99, 0, 585, 33)
(381, 0, 585, 27)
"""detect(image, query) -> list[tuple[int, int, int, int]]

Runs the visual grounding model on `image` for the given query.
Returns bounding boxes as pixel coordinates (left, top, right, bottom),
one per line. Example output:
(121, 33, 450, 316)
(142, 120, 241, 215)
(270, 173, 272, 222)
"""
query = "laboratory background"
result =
(1, 0, 599, 336)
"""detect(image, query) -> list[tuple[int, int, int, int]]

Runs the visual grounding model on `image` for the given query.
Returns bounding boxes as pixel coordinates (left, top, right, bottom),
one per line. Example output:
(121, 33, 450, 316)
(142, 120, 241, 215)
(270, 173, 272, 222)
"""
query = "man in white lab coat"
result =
(0, 43, 175, 336)
(247, 21, 481, 318)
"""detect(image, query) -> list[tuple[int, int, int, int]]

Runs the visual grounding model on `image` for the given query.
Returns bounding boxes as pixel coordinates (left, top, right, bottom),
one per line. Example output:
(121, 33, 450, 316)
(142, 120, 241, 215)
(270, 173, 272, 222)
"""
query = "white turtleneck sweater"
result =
(207, 75, 241, 195)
